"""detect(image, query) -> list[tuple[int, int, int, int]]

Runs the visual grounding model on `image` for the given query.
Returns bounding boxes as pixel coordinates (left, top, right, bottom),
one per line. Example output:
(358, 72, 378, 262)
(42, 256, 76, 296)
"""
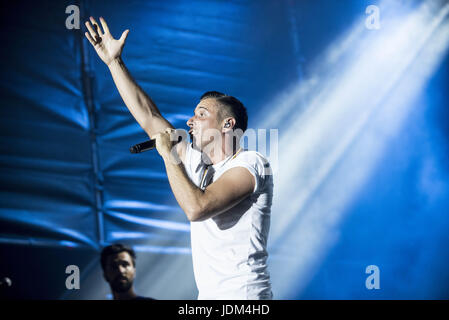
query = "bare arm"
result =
(166, 162, 254, 221)
(107, 56, 173, 137)
(155, 129, 255, 221)
(84, 17, 186, 160)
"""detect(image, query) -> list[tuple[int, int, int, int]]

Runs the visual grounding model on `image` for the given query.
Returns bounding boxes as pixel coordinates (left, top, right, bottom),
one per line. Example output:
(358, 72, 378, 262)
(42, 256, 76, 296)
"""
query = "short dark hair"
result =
(200, 91, 248, 132)
(100, 244, 136, 271)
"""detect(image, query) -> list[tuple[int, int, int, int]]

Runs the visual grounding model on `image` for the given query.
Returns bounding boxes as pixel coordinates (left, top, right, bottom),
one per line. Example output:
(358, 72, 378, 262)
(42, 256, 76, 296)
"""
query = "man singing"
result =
(85, 17, 273, 299)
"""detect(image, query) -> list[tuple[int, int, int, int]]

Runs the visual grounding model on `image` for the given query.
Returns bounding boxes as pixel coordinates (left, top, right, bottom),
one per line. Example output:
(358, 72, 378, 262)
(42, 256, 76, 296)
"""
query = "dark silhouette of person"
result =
(100, 243, 155, 300)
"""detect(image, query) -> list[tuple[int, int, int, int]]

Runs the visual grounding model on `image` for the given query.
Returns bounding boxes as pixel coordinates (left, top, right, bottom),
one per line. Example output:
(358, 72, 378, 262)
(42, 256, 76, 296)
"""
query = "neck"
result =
(203, 140, 238, 165)
(112, 288, 137, 300)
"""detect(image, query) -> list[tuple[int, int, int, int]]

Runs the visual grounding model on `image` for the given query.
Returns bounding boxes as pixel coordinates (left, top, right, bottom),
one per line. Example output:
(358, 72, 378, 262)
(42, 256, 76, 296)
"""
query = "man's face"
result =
(187, 98, 222, 150)
(103, 252, 136, 293)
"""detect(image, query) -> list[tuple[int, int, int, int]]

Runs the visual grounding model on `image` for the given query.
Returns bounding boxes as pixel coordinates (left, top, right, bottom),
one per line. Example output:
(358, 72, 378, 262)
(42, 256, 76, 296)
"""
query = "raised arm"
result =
(84, 17, 172, 138)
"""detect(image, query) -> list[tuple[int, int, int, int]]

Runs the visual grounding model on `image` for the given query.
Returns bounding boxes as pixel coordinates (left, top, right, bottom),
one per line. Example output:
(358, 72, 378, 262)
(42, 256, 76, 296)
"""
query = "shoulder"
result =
(224, 150, 272, 193)
(234, 150, 272, 176)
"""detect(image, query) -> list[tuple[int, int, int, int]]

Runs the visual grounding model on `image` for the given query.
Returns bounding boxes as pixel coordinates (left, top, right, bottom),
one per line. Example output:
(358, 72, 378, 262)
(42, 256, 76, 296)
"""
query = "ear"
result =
(222, 117, 236, 132)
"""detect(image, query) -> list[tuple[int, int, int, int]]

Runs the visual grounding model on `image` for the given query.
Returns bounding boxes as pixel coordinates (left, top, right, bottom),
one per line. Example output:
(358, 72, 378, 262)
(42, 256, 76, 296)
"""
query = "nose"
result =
(187, 116, 194, 128)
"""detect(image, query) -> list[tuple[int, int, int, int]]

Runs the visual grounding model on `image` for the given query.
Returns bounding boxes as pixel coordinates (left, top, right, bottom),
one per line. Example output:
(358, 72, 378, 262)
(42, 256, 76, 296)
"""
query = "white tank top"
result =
(184, 143, 273, 300)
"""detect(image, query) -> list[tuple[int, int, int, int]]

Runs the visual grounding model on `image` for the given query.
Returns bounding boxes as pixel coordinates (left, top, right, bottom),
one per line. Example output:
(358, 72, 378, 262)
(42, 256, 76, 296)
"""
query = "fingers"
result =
(154, 129, 174, 141)
(89, 16, 103, 37)
(119, 29, 130, 43)
(85, 21, 101, 46)
(165, 128, 183, 143)
(99, 17, 110, 35)
(85, 20, 97, 39)
(84, 31, 96, 46)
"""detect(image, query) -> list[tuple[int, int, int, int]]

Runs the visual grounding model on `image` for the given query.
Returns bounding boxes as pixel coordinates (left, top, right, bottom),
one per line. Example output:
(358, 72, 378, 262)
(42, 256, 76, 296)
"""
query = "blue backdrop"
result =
(0, 0, 448, 299)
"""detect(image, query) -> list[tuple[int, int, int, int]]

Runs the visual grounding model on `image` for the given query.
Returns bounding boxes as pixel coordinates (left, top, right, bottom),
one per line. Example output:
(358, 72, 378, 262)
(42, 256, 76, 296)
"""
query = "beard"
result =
(110, 276, 133, 293)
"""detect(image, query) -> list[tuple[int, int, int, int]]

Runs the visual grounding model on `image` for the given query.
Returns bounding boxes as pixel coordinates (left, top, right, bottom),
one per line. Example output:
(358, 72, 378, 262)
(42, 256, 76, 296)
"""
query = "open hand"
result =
(84, 17, 129, 66)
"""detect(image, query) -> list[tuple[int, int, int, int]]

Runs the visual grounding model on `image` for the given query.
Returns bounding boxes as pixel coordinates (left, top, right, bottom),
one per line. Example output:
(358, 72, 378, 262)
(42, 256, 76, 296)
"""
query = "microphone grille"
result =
(130, 145, 140, 154)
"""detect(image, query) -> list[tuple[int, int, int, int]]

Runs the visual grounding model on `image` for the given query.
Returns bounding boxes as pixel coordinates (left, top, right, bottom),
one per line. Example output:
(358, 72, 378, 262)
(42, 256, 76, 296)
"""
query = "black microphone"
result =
(130, 139, 156, 153)
(0, 277, 12, 288)
(130, 136, 183, 154)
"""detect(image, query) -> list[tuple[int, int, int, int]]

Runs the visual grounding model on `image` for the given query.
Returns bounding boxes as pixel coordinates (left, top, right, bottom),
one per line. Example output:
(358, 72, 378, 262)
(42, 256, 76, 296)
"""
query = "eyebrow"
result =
(195, 106, 209, 113)
(111, 259, 130, 264)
